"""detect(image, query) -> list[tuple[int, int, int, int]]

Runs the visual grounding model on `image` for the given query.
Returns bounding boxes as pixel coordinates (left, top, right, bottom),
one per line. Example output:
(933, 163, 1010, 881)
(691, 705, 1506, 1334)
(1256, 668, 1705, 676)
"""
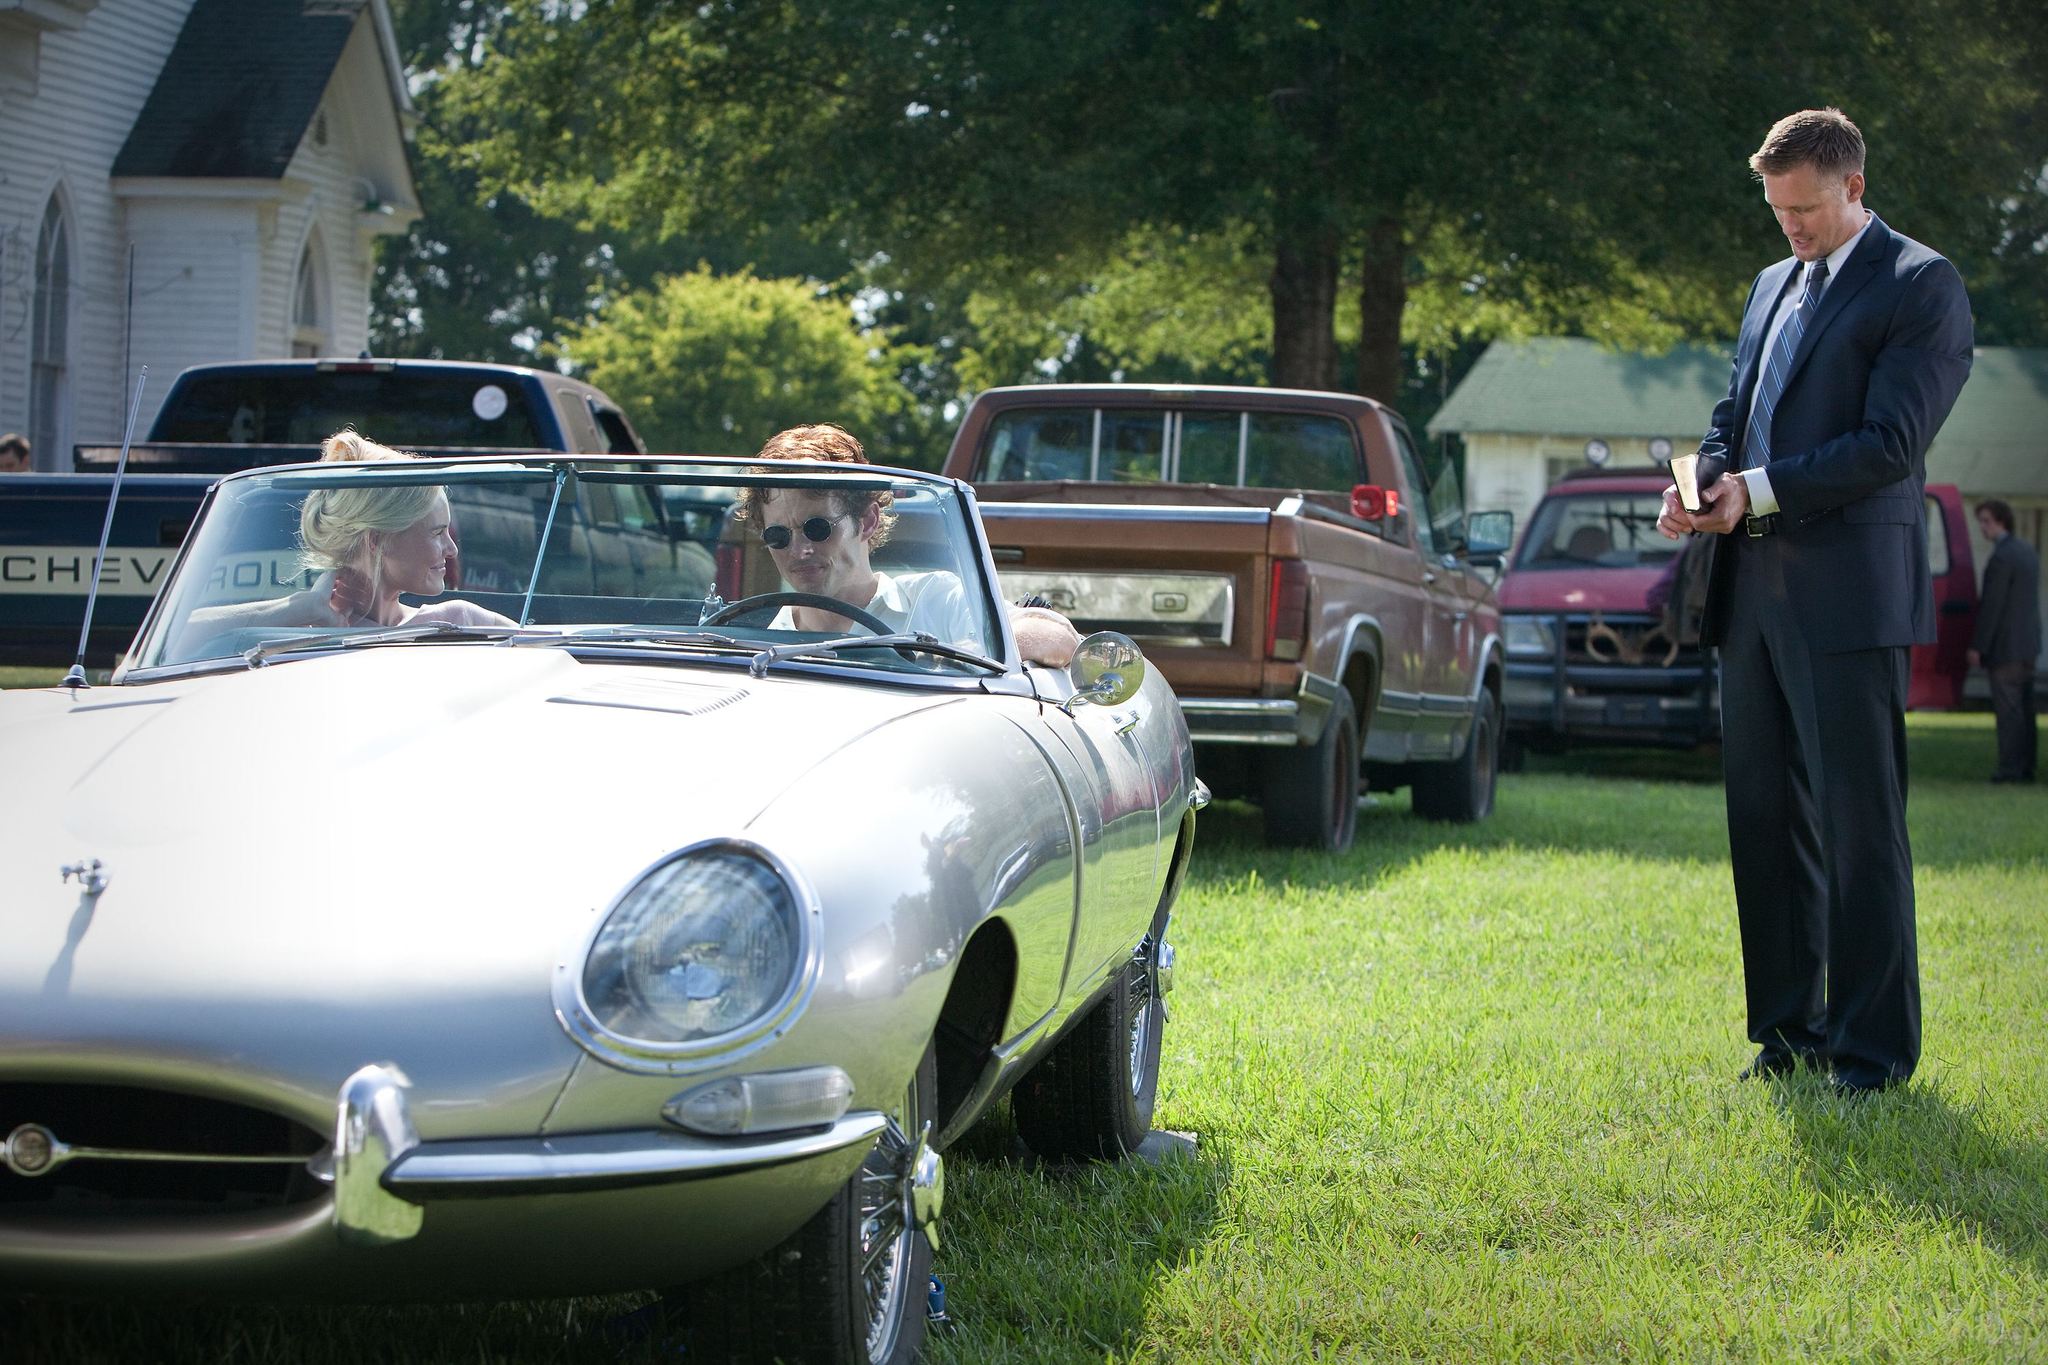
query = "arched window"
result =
(31, 195, 72, 471)
(292, 234, 328, 357)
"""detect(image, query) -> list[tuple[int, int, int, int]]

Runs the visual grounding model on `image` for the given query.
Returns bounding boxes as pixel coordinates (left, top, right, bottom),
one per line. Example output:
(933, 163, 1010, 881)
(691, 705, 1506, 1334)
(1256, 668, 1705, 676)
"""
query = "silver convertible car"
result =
(0, 456, 1202, 1364)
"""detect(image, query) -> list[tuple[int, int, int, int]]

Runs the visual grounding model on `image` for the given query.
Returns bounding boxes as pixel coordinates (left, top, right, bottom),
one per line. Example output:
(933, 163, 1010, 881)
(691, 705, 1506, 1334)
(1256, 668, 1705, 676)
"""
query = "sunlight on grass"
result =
(7, 714, 2043, 1362)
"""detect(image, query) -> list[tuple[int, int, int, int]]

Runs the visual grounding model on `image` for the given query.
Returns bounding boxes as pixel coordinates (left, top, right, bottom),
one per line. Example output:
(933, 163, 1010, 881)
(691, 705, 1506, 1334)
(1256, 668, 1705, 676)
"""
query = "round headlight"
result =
(575, 845, 812, 1058)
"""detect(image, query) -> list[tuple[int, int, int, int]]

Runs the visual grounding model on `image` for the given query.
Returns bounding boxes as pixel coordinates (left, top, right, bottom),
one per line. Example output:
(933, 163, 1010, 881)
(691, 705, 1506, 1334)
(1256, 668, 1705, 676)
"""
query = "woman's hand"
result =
(326, 567, 372, 623)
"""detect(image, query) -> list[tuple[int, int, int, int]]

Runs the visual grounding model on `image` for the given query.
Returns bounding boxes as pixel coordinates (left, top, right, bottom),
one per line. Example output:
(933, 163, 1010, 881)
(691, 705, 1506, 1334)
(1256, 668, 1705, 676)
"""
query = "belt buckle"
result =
(1745, 513, 1767, 538)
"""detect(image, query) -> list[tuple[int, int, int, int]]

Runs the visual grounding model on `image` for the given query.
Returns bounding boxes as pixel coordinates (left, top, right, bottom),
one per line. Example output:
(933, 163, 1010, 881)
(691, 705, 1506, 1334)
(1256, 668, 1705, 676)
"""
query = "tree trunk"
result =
(1355, 213, 1406, 406)
(1269, 225, 1339, 391)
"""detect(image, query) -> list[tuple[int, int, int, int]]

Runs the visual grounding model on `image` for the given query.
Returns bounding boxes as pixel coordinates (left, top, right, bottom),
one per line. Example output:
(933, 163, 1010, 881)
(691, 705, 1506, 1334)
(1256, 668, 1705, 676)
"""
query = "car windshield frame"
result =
(120, 456, 1021, 684)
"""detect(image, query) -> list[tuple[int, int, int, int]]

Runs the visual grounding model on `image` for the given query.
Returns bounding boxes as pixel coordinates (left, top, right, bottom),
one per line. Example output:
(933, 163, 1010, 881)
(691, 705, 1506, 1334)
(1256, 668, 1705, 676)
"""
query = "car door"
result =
(1392, 425, 1473, 755)
(1032, 683, 1161, 998)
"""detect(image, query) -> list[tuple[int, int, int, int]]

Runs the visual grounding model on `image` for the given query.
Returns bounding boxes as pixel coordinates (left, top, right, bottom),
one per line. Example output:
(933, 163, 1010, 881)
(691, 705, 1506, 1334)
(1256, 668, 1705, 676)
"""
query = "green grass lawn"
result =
(6, 713, 2043, 1362)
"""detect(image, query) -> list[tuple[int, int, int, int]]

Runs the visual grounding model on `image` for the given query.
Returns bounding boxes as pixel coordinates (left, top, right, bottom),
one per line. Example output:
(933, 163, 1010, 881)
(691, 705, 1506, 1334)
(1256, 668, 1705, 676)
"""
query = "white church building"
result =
(0, 0, 419, 469)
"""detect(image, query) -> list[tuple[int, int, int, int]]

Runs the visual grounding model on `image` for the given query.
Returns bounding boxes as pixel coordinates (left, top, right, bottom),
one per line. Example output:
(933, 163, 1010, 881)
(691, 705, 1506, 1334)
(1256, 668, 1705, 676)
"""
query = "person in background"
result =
(741, 424, 1081, 667)
(1655, 108, 1973, 1095)
(0, 432, 29, 473)
(1968, 499, 2039, 783)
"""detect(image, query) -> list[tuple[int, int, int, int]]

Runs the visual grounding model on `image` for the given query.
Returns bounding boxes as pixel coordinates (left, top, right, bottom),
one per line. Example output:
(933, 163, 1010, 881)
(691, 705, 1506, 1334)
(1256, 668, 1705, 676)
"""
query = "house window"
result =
(31, 196, 71, 472)
(291, 236, 327, 357)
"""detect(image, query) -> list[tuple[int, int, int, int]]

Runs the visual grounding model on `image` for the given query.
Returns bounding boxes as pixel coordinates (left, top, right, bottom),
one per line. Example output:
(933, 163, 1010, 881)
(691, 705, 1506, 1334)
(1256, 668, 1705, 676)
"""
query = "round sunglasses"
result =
(759, 514, 848, 550)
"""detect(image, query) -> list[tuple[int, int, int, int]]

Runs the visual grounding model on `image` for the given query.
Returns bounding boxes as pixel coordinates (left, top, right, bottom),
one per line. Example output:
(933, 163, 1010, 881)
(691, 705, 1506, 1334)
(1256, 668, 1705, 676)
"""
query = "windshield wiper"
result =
(508, 625, 754, 651)
(746, 631, 1005, 679)
(242, 621, 520, 666)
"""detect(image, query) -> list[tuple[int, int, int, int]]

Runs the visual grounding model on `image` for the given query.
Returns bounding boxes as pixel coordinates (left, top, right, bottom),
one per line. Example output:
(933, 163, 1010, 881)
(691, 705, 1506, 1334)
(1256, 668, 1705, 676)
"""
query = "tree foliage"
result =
(560, 267, 936, 463)
(397, 0, 2047, 423)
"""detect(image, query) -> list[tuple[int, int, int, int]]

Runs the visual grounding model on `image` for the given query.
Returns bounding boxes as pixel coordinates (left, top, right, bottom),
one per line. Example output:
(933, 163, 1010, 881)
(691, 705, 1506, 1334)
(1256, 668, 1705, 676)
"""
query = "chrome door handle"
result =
(1115, 711, 1140, 735)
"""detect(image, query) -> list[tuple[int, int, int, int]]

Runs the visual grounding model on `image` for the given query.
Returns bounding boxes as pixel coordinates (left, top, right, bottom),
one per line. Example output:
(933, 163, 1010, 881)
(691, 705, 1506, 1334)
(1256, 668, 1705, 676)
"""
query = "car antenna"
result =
(62, 367, 150, 692)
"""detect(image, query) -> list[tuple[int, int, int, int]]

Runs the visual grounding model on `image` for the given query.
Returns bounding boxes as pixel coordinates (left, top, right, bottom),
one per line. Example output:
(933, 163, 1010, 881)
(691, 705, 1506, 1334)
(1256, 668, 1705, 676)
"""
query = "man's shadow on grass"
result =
(1780, 1080, 2048, 1279)
(927, 1102, 1227, 1361)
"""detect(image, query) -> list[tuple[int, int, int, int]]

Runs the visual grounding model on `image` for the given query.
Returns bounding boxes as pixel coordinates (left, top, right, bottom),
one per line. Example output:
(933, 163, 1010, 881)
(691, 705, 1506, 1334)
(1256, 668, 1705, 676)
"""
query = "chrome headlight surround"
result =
(553, 837, 822, 1075)
(1502, 615, 1558, 659)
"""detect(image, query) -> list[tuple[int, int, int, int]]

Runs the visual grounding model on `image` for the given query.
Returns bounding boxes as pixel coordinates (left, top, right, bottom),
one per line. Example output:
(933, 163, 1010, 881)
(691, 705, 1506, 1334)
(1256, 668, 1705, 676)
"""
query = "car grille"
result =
(0, 1082, 328, 1215)
(1563, 613, 1709, 678)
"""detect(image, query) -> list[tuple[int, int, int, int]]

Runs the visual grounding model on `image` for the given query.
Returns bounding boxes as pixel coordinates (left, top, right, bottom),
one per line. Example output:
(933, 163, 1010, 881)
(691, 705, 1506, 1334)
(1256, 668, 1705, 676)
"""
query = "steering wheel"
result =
(702, 591, 896, 636)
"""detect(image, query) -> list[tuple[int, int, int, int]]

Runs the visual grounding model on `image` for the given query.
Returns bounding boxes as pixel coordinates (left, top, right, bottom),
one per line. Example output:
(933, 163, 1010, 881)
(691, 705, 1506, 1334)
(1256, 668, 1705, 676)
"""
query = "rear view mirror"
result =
(1063, 631, 1145, 714)
(1466, 510, 1513, 559)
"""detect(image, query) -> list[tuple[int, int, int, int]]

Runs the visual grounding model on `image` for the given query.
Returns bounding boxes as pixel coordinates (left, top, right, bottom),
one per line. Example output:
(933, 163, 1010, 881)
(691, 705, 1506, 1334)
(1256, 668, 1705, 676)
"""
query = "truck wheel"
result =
(1012, 905, 1169, 1161)
(677, 1045, 937, 1364)
(1259, 706, 1359, 851)
(1413, 690, 1499, 822)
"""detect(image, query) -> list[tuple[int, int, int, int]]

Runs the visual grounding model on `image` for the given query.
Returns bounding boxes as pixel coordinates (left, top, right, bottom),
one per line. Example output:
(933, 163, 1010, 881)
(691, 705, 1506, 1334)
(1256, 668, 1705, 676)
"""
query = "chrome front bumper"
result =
(332, 1064, 887, 1245)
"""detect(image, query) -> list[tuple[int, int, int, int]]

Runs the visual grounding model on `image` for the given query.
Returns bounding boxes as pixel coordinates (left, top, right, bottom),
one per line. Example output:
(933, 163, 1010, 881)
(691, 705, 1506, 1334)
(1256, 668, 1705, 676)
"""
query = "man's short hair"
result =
(1750, 108, 1865, 182)
(1975, 498, 2016, 533)
(0, 432, 28, 463)
(756, 424, 865, 463)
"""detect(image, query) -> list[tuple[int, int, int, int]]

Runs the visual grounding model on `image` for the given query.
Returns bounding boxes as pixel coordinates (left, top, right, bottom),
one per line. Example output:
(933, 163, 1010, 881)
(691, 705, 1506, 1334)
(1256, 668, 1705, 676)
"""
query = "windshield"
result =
(1515, 490, 1679, 570)
(129, 460, 1007, 678)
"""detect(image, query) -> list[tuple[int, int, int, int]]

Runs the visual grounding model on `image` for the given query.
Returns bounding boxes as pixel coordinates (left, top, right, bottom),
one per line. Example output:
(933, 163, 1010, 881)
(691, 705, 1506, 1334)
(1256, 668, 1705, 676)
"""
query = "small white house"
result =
(0, 0, 419, 470)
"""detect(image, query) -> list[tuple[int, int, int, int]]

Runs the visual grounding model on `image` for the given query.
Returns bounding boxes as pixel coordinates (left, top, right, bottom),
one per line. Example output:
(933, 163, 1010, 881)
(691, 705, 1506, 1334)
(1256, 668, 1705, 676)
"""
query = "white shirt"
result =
(1742, 211, 1874, 516)
(769, 569, 985, 651)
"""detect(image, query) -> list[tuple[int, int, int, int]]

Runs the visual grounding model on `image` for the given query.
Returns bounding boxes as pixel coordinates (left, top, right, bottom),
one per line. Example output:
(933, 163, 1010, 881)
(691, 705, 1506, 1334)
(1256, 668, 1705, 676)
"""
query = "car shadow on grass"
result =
(1779, 1078, 2048, 1280)
(923, 1100, 1228, 1363)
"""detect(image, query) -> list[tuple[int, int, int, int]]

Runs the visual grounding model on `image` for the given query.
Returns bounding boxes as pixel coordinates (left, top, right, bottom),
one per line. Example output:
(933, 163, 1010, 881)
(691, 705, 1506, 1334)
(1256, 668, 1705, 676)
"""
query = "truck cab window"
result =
(1245, 413, 1357, 491)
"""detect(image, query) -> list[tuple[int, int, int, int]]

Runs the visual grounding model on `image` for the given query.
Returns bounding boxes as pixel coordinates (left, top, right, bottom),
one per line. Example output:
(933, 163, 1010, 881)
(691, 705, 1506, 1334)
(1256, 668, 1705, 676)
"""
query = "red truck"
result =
(1497, 468, 1977, 760)
(943, 384, 1510, 851)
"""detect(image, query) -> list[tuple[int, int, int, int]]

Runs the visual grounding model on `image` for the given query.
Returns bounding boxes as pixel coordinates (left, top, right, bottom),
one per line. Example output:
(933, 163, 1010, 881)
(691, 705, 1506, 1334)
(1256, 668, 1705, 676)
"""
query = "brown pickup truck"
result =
(943, 383, 1511, 851)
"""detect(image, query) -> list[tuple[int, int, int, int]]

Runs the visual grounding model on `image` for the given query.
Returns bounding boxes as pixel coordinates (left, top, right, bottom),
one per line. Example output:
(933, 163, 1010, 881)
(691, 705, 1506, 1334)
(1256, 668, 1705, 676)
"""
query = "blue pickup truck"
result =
(1, 359, 645, 668)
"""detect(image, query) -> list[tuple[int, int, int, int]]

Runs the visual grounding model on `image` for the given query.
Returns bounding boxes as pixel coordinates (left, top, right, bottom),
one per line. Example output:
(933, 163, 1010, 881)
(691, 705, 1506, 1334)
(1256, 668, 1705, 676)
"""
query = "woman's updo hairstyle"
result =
(298, 429, 441, 571)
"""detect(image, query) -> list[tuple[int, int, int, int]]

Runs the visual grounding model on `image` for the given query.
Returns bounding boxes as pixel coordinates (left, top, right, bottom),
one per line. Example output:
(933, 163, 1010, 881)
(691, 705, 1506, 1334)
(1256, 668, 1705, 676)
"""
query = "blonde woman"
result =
(177, 431, 513, 651)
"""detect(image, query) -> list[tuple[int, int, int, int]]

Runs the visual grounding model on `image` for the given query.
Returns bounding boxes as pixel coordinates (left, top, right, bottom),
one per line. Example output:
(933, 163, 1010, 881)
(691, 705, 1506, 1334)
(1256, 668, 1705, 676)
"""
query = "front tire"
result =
(1013, 909, 1170, 1161)
(1260, 705, 1360, 851)
(678, 1047, 938, 1364)
(1412, 688, 1499, 822)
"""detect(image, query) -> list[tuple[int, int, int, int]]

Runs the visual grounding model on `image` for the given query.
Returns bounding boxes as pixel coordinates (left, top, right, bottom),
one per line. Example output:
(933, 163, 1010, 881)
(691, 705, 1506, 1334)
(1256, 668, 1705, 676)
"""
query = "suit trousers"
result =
(1718, 531, 1920, 1084)
(1988, 659, 2038, 780)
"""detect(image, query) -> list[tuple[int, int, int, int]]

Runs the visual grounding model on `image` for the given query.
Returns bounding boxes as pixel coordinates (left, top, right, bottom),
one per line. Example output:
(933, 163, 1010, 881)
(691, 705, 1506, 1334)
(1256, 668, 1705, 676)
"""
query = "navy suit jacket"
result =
(1698, 213, 1974, 653)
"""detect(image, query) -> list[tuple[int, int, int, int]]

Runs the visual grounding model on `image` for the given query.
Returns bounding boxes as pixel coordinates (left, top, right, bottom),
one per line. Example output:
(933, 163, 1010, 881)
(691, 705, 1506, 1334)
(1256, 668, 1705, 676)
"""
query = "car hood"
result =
(1497, 564, 1668, 614)
(0, 646, 961, 1120)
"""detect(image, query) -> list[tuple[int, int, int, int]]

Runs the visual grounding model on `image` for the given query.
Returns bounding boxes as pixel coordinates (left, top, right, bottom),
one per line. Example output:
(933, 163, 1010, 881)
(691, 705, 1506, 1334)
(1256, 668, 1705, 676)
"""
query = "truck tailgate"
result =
(977, 501, 1275, 688)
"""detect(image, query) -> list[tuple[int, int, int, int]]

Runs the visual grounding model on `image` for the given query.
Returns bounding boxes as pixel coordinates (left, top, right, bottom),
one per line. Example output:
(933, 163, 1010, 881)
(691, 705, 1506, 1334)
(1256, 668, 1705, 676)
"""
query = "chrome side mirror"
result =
(1062, 631, 1145, 714)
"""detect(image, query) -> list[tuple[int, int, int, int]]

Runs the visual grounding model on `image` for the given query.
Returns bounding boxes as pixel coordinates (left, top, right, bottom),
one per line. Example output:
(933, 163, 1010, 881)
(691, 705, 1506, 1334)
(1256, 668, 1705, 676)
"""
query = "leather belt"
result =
(1744, 512, 1782, 538)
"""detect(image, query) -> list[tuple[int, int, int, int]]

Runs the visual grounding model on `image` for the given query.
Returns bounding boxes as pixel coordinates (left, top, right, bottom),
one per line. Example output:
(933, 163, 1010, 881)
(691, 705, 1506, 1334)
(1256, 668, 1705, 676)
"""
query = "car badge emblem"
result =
(61, 858, 109, 896)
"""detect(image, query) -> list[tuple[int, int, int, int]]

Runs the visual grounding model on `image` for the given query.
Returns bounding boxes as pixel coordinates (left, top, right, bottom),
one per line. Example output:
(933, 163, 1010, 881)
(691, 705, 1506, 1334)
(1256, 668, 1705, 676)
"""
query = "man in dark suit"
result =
(1969, 499, 2040, 783)
(1657, 108, 1974, 1094)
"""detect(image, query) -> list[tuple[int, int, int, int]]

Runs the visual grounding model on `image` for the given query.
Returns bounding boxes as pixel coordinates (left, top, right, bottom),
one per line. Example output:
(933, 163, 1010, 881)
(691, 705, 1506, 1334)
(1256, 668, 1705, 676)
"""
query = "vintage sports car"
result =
(0, 456, 1203, 1364)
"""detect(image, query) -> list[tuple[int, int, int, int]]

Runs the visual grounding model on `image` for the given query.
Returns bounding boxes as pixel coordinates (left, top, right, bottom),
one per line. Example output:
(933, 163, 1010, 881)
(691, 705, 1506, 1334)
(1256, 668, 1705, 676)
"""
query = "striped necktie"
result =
(1741, 261, 1829, 467)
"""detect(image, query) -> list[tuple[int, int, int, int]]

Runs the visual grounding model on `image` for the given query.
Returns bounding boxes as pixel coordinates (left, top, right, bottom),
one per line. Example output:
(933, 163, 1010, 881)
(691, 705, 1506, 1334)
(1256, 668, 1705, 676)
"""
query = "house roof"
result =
(1426, 338, 1728, 441)
(1429, 337, 2048, 496)
(112, 0, 401, 180)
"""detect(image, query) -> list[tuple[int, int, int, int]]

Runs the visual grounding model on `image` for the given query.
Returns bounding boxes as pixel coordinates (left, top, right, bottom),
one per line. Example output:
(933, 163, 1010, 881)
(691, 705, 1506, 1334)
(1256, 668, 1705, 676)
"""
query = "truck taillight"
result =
(1266, 560, 1309, 661)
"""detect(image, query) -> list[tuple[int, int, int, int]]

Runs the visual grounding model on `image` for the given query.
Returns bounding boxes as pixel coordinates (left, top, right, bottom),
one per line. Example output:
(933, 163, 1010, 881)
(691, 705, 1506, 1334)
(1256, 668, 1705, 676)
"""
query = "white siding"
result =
(121, 196, 270, 427)
(0, 2, 405, 459)
(0, 0, 187, 465)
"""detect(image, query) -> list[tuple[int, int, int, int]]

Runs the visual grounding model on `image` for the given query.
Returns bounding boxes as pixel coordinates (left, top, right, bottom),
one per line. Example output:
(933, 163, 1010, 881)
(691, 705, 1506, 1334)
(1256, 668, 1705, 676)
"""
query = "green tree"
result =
(443, 0, 2046, 412)
(561, 267, 938, 463)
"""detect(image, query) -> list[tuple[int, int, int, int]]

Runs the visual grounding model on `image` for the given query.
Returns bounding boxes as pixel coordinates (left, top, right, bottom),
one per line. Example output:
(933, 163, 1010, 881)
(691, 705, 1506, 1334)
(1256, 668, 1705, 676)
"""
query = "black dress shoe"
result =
(1739, 1050, 1808, 1081)
(1829, 1068, 1906, 1096)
